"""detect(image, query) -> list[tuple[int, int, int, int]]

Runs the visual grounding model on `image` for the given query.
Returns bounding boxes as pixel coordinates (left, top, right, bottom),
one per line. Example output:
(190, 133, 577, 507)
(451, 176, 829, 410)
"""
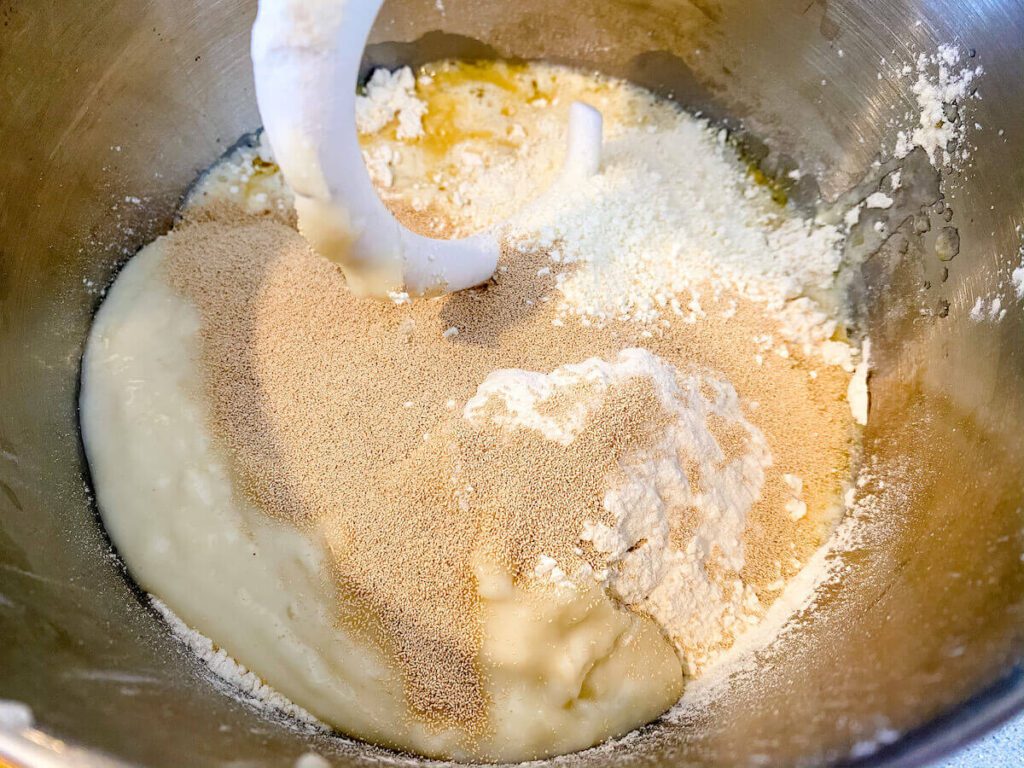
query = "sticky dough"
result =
(80, 237, 683, 761)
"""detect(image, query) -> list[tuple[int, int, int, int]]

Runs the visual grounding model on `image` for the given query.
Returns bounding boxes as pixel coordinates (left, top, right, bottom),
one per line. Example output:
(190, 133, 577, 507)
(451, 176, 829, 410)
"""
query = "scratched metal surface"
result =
(0, 1, 1022, 766)
(940, 714, 1024, 767)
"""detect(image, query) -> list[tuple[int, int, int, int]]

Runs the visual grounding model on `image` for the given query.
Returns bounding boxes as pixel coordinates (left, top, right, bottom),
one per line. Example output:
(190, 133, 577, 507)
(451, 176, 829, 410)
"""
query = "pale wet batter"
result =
(82, 62, 864, 762)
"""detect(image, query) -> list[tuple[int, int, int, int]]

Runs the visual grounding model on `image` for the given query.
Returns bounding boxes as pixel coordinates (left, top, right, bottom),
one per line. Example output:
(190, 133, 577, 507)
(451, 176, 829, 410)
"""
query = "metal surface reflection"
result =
(0, 0, 1021, 766)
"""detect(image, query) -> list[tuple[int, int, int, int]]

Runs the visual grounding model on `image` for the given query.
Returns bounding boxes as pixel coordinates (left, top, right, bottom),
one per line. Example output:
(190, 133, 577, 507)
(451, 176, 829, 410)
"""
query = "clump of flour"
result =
(355, 67, 427, 139)
(894, 45, 983, 167)
(473, 348, 772, 674)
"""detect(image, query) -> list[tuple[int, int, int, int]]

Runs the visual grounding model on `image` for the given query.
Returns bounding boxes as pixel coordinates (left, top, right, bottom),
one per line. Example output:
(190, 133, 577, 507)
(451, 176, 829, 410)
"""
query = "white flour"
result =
(150, 597, 324, 729)
(894, 45, 983, 167)
(465, 348, 773, 674)
(865, 192, 893, 209)
(1012, 248, 1024, 301)
(847, 338, 871, 426)
(503, 123, 850, 368)
(532, 555, 576, 591)
(355, 67, 427, 140)
(295, 753, 332, 768)
(969, 295, 1006, 322)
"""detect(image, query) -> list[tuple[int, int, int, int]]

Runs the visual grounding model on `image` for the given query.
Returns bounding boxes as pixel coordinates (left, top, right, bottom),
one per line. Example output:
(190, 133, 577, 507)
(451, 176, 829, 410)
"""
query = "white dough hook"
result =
(252, 0, 601, 299)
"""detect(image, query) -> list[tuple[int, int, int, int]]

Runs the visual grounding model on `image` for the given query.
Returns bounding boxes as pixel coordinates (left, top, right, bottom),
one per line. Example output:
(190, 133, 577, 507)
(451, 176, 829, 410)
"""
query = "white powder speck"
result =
(533, 555, 576, 590)
(1012, 254, 1024, 300)
(970, 297, 986, 321)
(850, 727, 901, 759)
(388, 291, 411, 306)
(785, 498, 808, 521)
(990, 296, 1004, 320)
(970, 295, 1007, 322)
(442, 326, 460, 339)
(847, 339, 870, 426)
(783, 474, 807, 520)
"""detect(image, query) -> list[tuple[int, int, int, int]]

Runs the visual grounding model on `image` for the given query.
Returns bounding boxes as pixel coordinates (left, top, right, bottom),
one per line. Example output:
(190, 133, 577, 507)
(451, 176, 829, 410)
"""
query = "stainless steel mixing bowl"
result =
(1, 1, 1022, 766)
